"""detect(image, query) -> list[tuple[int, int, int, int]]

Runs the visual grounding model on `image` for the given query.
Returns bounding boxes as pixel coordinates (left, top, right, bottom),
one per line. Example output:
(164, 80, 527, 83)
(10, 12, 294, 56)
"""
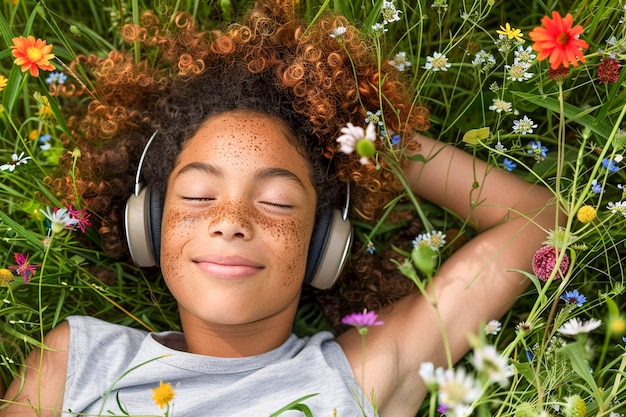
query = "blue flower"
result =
(38, 134, 52, 151)
(365, 110, 383, 126)
(528, 140, 548, 161)
(45, 71, 67, 85)
(560, 289, 587, 307)
(503, 158, 516, 172)
(591, 179, 603, 194)
(602, 158, 620, 173)
(622, 336, 626, 344)
(366, 242, 376, 254)
(525, 349, 534, 362)
(391, 133, 401, 146)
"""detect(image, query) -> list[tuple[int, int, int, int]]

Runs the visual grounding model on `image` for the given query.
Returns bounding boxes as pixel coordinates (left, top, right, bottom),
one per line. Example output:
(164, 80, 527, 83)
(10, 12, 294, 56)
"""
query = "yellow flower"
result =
(576, 205, 596, 223)
(0, 268, 15, 287)
(10, 35, 55, 77)
(0, 74, 7, 93)
(28, 130, 39, 141)
(496, 23, 523, 42)
(151, 381, 175, 409)
(38, 96, 54, 120)
(564, 395, 586, 417)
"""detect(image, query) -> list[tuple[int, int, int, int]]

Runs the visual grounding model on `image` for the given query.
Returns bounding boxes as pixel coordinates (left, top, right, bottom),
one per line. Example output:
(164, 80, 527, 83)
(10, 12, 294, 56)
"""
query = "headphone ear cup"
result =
(124, 187, 161, 267)
(305, 209, 353, 290)
(148, 188, 162, 266)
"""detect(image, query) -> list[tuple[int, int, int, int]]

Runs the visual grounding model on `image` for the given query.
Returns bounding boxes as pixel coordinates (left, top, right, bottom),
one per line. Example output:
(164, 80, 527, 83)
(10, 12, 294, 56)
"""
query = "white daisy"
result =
(436, 367, 482, 409)
(489, 98, 513, 113)
(423, 51, 451, 72)
(0, 152, 32, 172)
(557, 318, 602, 337)
(484, 319, 502, 335)
(40, 206, 79, 234)
(471, 345, 512, 386)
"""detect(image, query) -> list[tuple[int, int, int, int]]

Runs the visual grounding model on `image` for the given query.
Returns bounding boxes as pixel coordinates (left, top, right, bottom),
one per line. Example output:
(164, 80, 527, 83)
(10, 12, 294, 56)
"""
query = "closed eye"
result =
(260, 201, 292, 209)
(182, 197, 215, 202)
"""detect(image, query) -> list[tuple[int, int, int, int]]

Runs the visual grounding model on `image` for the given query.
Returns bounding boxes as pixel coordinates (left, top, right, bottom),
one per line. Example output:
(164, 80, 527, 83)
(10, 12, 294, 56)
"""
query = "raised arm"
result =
(338, 135, 560, 416)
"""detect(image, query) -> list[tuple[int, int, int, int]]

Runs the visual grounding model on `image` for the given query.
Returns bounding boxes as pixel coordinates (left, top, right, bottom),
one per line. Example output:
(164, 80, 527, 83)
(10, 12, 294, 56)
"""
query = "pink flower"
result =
(532, 245, 569, 281)
(342, 309, 384, 333)
(8, 253, 41, 283)
(68, 205, 92, 233)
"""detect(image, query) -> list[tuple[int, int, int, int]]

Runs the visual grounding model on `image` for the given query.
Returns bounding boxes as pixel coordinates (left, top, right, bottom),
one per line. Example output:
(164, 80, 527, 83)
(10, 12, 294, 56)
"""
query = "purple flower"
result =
(8, 253, 40, 283)
(342, 309, 384, 332)
(560, 289, 586, 307)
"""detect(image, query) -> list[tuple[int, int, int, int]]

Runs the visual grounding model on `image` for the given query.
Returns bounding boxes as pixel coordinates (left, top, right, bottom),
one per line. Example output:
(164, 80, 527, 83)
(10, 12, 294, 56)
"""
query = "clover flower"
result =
(381, 0, 402, 25)
(557, 318, 602, 337)
(151, 381, 175, 409)
(10, 35, 56, 77)
(548, 66, 570, 81)
(8, 253, 41, 283)
(528, 140, 548, 161)
(341, 309, 384, 335)
(560, 289, 587, 307)
(388, 51, 412, 71)
(607, 200, 626, 218)
(512, 115, 538, 134)
(532, 245, 570, 281)
(484, 320, 502, 335)
(0, 75, 7, 93)
(597, 57, 620, 84)
(528, 11, 589, 69)
(336, 122, 377, 165)
(424, 51, 451, 72)
(506, 62, 533, 81)
(576, 205, 596, 223)
(40, 206, 79, 234)
(0, 152, 32, 172)
(489, 98, 512, 113)
(471, 344, 511, 386)
(503, 158, 516, 172)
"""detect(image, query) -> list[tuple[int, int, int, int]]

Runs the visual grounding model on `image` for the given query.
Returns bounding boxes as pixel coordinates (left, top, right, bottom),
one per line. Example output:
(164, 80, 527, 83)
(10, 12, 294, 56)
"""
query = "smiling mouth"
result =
(192, 256, 264, 279)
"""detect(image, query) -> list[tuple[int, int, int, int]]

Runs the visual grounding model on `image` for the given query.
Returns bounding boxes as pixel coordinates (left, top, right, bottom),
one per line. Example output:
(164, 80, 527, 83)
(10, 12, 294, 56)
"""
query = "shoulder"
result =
(1, 321, 70, 416)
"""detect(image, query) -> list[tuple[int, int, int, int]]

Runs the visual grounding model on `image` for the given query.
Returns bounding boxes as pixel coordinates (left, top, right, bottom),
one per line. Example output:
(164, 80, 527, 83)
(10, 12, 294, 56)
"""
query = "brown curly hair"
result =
(48, 0, 429, 327)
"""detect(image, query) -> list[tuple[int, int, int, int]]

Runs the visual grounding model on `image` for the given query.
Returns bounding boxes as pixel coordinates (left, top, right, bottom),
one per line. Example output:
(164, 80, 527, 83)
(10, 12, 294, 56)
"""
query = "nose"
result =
(206, 200, 254, 241)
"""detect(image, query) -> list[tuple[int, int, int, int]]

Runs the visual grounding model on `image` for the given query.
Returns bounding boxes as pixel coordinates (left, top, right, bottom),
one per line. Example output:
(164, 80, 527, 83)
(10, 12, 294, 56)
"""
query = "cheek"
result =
(160, 207, 201, 285)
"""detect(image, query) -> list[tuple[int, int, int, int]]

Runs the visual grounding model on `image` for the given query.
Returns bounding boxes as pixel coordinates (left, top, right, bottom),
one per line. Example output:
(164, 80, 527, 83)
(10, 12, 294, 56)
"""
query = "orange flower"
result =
(528, 11, 588, 69)
(10, 35, 55, 77)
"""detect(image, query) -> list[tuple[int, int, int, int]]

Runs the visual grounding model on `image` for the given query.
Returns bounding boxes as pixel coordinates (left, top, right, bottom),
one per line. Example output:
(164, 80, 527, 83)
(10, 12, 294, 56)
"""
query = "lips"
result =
(192, 254, 264, 279)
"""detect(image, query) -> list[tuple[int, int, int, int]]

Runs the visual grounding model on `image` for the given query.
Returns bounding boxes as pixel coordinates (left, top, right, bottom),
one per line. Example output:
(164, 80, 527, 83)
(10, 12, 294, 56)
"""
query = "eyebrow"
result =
(174, 162, 307, 189)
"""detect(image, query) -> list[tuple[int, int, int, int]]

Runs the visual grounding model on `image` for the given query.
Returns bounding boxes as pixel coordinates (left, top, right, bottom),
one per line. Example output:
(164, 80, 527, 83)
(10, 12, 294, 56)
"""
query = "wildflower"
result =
(365, 241, 376, 254)
(0, 269, 15, 287)
(329, 26, 346, 38)
(389, 51, 412, 71)
(0, 75, 7, 93)
(365, 110, 383, 127)
(412, 230, 446, 251)
(336, 122, 377, 165)
(371, 23, 388, 33)
(418, 362, 441, 388)
(528, 11, 589, 69)
(563, 395, 587, 417)
(38, 96, 54, 120)
(590, 179, 603, 194)
(484, 320, 502, 335)
(497, 23, 523, 42)
(151, 381, 175, 409)
(607, 201, 626, 218)
(532, 245, 570, 281)
(512, 116, 538, 134)
(471, 345, 511, 386)
(602, 158, 620, 172)
(68, 205, 92, 233)
(597, 57, 620, 84)
(506, 62, 533, 81)
(437, 367, 482, 411)
(576, 205, 596, 223)
(528, 140, 548, 161)
(40, 206, 79, 234)
(8, 253, 41, 283)
(543, 227, 579, 248)
(557, 318, 602, 337)
(514, 45, 537, 65)
(489, 98, 512, 113)
(0, 152, 32, 172)
(341, 309, 384, 335)
(548, 66, 570, 81)
(10, 35, 56, 77)
(560, 289, 587, 307)
(503, 158, 516, 172)
(472, 50, 496, 68)
(424, 52, 451, 72)
(381, 0, 402, 25)
(516, 321, 532, 335)
(45, 71, 67, 85)
(495, 141, 507, 152)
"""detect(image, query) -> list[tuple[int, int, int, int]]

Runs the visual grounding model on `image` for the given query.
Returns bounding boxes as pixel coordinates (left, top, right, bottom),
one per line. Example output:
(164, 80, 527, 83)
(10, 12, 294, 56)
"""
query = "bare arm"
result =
(339, 135, 560, 416)
(0, 322, 69, 417)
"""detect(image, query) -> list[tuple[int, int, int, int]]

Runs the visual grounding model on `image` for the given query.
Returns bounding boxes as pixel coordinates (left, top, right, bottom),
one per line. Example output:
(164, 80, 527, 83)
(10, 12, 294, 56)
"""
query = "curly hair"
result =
(48, 0, 428, 319)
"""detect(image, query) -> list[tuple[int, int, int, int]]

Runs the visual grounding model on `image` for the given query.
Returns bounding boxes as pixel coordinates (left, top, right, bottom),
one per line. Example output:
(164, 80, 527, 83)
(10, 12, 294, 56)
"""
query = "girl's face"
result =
(160, 111, 317, 328)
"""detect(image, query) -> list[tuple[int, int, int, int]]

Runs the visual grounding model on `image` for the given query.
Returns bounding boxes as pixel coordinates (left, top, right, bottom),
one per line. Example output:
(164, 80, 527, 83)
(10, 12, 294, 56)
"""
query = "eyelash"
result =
(182, 197, 291, 209)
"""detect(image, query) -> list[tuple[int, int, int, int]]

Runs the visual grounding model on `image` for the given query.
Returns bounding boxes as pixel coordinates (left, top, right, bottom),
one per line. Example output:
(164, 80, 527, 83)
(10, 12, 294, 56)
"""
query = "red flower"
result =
(548, 66, 570, 81)
(528, 11, 589, 69)
(532, 245, 570, 281)
(8, 253, 41, 283)
(10, 35, 55, 77)
(597, 57, 620, 84)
